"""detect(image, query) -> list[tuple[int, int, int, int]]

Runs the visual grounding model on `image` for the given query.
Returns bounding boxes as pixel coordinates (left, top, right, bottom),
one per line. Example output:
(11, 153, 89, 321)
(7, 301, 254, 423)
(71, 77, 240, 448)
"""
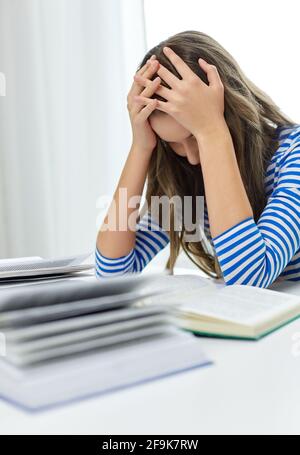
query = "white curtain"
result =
(0, 0, 146, 258)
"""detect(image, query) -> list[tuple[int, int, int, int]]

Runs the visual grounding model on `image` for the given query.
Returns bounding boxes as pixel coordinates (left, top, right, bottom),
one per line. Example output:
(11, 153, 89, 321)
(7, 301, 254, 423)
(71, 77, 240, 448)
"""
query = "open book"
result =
(140, 274, 300, 340)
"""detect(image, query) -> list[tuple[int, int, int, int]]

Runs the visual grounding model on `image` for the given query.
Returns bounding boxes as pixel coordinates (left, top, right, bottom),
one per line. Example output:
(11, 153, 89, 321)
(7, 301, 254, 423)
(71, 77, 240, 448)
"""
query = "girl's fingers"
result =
(128, 56, 157, 98)
(141, 76, 161, 98)
(133, 95, 172, 115)
(130, 77, 160, 116)
(130, 59, 159, 98)
(134, 74, 172, 101)
(140, 55, 156, 76)
(142, 59, 159, 79)
(130, 90, 156, 116)
(155, 99, 170, 114)
(138, 99, 158, 122)
(135, 96, 170, 115)
(151, 83, 171, 100)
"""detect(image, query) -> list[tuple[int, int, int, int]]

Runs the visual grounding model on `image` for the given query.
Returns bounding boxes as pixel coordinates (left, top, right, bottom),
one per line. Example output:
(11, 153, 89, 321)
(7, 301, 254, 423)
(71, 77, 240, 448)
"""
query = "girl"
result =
(96, 30, 300, 288)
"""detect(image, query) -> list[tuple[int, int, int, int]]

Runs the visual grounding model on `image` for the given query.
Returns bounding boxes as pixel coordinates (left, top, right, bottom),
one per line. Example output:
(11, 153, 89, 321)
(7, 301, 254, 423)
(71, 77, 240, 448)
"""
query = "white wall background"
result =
(0, 0, 146, 259)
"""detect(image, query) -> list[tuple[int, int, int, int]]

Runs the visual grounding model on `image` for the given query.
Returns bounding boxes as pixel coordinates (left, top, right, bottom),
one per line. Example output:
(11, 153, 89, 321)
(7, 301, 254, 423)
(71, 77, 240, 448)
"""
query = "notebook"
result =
(140, 274, 300, 340)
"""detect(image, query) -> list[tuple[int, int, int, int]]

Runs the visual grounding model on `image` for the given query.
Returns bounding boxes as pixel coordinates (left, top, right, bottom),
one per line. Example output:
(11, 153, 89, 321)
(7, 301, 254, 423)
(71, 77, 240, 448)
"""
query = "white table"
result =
(0, 263, 300, 435)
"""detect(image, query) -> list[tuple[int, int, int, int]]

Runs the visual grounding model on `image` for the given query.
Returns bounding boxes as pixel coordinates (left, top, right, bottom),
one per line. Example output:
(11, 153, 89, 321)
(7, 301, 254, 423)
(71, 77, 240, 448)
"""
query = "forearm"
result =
(97, 144, 152, 258)
(196, 119, 253, 239)
(195, 122, 300, 288)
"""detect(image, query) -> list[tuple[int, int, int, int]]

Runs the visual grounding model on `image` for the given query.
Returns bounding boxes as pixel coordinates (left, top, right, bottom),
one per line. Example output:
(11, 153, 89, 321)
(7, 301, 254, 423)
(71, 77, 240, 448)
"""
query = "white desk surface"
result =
(0, 263, 300, 435)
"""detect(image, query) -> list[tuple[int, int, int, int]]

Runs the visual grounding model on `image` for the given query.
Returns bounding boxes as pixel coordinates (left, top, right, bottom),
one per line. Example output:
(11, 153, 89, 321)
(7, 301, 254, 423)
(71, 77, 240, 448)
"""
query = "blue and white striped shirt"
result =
(95, 124, 300, 287)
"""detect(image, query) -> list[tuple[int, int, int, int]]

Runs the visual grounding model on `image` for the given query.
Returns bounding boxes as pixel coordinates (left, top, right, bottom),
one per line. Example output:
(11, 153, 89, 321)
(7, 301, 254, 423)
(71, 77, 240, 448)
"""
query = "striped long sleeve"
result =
(211, 130, 300, 288)
(95, 211, 169, 277)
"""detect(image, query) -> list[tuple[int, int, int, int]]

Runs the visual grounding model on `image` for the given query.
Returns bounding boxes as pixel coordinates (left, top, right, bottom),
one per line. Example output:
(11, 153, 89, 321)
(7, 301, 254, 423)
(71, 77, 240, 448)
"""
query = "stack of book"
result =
(0, 272, 210, 411)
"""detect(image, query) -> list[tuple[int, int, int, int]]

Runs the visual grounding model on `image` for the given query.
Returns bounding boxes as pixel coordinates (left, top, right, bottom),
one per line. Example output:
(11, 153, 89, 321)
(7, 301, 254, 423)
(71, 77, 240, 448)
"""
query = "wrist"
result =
(130, 143, 154, 159)
(195, 118, 229, 145)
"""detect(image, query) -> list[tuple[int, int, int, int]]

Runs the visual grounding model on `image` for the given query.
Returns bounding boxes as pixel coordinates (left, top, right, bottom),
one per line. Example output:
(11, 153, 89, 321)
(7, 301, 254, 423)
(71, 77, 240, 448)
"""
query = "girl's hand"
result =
(134, 47, 225, 139)
(127, 56, 162, 153)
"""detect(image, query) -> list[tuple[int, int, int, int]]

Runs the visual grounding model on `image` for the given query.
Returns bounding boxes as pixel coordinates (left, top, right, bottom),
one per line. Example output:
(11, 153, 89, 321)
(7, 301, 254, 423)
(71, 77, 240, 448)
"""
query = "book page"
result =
(173, 284, 300, 325)
(0, 257, 43, 267)
(0, 253, 92, 273)
(140, 274, 220, 306)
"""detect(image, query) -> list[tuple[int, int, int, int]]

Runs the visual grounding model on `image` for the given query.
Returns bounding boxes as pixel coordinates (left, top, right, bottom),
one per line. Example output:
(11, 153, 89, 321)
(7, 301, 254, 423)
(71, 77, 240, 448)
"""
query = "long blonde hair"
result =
(137, 30, 298, 279)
